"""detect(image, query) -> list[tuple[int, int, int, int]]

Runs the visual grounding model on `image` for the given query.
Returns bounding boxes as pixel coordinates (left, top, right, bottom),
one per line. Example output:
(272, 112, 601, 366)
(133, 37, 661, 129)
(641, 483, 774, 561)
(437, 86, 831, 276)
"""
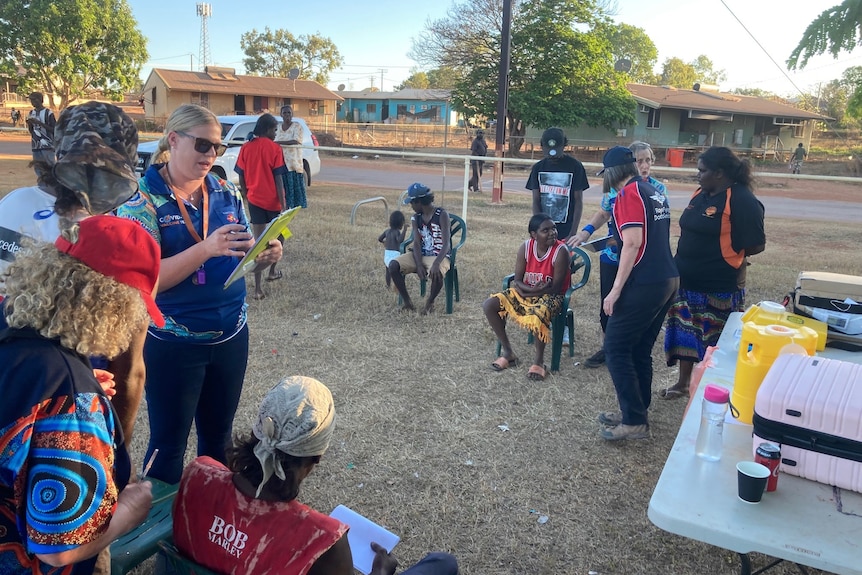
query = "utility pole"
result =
(378, 68, 388, 91)
(491, 0, 513, 204)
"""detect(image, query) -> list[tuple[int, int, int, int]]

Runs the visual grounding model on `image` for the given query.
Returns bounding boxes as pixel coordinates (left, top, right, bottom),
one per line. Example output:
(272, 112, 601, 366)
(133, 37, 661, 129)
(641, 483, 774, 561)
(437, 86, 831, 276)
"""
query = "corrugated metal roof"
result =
(151, 68, 343, 101)
(336, 90, 394, 99)
(335, 89, 452, 101)
(627, 83, 830, 120)
(390, 89, 451, 100)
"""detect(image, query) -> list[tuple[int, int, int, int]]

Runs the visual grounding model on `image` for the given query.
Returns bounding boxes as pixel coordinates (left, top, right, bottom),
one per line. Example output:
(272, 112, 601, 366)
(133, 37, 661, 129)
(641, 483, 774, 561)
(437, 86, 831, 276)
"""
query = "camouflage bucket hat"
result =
(52, 101, 139, 214)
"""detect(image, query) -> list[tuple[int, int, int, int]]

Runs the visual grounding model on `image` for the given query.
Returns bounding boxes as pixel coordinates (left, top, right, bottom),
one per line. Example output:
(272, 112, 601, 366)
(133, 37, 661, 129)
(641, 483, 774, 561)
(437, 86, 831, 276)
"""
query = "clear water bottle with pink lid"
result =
(695, 384, 730, 461)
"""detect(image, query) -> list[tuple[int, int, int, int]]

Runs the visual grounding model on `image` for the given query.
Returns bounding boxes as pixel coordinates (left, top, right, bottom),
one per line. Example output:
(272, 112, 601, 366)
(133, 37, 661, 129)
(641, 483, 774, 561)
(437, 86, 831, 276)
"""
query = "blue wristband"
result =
(582, 224, 595, 235)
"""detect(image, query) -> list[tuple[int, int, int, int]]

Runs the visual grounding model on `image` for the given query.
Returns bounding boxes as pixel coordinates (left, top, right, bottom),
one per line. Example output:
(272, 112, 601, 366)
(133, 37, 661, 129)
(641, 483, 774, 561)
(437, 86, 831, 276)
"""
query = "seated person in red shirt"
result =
(173, 376, 459, 575)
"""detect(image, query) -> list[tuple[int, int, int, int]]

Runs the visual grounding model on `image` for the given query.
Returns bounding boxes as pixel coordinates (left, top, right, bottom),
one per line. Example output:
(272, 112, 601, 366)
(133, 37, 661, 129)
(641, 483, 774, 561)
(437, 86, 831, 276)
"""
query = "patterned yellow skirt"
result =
(491, 287, 564, 343)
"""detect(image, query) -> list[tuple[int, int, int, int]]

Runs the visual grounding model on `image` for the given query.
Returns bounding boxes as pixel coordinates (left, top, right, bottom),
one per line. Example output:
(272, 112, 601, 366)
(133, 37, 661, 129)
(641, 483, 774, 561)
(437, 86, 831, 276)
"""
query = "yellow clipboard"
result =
(223, 207, 300, 288)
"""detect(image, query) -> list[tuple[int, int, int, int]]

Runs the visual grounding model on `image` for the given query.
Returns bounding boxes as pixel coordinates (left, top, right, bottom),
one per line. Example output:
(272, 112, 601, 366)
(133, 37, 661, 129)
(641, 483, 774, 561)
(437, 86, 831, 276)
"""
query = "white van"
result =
(135, 115, 321, 186)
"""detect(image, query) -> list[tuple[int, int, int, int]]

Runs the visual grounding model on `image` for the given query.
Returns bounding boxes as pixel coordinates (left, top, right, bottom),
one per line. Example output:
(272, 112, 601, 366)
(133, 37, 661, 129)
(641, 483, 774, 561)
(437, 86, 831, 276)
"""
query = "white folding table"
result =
(648, 313, 862, 575)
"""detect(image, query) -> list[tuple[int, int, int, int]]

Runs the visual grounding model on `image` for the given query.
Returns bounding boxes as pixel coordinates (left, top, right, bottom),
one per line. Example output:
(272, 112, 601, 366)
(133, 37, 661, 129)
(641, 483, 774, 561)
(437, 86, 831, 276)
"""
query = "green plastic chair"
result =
(495, 246, 591, 372)
(110, 478, 178, 575)
(398, 213, 467, 314)
(157, 541, 221, 575)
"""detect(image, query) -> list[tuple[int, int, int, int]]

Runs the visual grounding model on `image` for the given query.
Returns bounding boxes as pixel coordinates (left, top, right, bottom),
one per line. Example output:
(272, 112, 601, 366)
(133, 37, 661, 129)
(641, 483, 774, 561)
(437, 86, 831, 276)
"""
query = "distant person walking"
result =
(469, 129, 488, 192)
(791, 142, 807, 174)
(10, 108, 20, 127)
(26, 92, 56, 165)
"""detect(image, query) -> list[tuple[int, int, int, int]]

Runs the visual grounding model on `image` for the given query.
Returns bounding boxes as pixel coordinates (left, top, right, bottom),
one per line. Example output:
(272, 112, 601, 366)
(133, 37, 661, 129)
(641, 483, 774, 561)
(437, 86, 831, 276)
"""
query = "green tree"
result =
(593, 21, 658, 84)
(397, 67, 460, 90)
(787, 0, 862, 68)
(656, 55, 725, 89)
(659, 57, 698, 88)
(426, 67, 459, 89)
(788, 1, 862, 120)
(396, 70, 430, 90)
(411, 0, 635, 154)
(692, 55, 727, 85)
(0, 0, 148, 110)
(732, 87, 778, 98)
(241, 28, 343, 84)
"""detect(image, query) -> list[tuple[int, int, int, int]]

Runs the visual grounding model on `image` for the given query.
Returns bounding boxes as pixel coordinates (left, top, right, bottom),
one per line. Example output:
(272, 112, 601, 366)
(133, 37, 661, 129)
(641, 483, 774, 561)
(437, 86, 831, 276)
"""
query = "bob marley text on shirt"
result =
(538, 171, 573, 224)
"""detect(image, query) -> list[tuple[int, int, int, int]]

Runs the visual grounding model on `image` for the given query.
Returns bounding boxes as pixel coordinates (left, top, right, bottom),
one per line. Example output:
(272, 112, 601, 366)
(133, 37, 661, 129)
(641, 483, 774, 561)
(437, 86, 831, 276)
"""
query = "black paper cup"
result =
(737, 461, 770, 503)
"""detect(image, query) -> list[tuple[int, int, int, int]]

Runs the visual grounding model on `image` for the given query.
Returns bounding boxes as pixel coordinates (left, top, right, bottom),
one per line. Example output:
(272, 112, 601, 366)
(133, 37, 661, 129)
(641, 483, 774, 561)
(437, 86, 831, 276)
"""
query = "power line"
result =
(720, 0, 806, 97)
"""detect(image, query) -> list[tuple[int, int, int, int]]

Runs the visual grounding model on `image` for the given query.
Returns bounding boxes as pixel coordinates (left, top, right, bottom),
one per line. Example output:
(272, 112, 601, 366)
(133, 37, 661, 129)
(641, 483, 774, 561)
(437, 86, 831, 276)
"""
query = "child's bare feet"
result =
(401, 299, 415, 311)
(253, 290, 266, 300)
(421, 302, 434, 315)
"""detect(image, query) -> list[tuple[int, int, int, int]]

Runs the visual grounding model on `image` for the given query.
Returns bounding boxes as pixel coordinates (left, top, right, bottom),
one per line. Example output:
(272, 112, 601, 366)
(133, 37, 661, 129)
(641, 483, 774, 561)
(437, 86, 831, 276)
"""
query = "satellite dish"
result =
(337, 83, 345, 91)
(614, 59, 632, 72)
(287, 68, 300, 80)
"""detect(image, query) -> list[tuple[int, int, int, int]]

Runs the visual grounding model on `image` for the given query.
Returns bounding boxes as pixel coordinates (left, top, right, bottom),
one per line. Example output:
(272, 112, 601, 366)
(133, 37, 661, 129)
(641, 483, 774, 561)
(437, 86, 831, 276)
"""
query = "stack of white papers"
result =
(330, 505, 400, 575)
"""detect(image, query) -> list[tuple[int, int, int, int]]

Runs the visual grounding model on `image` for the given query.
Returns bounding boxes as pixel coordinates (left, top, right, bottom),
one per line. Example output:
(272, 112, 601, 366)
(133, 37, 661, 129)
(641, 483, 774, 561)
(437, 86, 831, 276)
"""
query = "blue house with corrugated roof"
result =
(336, 89, 455, 125)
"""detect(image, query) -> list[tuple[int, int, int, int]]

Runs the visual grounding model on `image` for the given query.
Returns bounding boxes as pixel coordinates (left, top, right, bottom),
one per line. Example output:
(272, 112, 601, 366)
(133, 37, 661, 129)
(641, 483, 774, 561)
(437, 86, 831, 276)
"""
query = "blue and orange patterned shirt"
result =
(0, 328, 130, 574)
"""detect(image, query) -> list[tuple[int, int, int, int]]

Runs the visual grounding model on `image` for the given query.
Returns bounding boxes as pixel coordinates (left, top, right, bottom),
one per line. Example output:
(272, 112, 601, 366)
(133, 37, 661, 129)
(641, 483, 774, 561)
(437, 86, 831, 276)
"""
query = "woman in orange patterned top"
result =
(661, 146, 765, 400)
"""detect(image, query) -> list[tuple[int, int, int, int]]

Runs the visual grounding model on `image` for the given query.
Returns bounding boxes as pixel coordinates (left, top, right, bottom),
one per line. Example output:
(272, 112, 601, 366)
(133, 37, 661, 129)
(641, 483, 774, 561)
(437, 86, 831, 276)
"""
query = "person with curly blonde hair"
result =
(0, 101, 148, 446)
(0, 216, 164, 574)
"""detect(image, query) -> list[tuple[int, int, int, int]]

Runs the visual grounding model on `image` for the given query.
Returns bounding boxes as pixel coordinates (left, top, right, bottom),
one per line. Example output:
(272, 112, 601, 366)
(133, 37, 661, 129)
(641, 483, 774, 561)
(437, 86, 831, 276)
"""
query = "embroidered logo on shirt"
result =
(703, 206, 717, 218)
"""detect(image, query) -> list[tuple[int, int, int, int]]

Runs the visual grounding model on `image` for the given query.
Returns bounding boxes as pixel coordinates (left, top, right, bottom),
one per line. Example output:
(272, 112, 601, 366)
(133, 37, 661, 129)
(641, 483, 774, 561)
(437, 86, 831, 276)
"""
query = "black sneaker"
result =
(584, 348, 605, 368)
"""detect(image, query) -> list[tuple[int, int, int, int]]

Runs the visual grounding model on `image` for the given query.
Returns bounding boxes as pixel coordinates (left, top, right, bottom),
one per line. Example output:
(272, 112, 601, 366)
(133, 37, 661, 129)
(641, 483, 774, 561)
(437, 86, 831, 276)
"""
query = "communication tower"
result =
(196, 3, 212, 71)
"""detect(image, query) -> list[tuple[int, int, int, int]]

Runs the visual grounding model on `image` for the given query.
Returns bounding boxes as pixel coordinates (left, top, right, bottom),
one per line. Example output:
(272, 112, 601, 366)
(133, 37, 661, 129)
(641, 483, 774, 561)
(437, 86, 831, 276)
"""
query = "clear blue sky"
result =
(127, 0, 856, 97)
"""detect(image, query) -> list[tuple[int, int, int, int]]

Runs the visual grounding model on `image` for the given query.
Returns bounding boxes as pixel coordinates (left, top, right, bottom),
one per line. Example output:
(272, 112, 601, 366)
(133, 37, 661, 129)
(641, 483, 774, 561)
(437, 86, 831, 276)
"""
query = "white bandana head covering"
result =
(252, 376, 335, 497)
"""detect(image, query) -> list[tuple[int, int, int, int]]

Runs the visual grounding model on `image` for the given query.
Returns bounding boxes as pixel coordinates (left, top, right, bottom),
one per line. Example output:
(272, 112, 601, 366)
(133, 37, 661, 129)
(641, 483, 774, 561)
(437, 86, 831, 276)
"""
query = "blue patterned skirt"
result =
(282, 170, 307, 209)
(664, 288, 745, 365)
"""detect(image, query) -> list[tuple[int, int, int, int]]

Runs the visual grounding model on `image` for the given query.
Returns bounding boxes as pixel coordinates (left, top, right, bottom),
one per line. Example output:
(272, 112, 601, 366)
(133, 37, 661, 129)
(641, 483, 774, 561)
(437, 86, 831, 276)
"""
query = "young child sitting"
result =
(378, 210, 407, 288)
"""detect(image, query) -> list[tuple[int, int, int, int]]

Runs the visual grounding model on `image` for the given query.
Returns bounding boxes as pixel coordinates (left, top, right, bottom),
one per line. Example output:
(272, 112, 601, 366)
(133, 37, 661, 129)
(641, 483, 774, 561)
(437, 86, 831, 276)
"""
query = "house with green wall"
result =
(525, 83, 831, 159)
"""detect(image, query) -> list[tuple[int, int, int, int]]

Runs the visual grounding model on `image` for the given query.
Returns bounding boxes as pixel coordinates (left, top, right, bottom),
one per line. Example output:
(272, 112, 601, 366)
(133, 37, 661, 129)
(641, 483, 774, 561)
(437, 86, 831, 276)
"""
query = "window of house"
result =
(647, 107, 661, 129)
(774, 117, 803, 126)
(793, 125, 804, 138)
(253, 96, 269, 113)
(309, 101, 320, 116)
(191, 92, 209, 108)
(151, 87, 157, 105)
(366, 103, 377, 114)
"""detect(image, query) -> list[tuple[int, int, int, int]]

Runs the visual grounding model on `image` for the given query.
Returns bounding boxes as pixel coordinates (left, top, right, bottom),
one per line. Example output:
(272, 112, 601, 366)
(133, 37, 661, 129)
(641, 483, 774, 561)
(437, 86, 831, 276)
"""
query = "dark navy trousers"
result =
(604, 278, 678, 426)
(142, 325, 249, 484)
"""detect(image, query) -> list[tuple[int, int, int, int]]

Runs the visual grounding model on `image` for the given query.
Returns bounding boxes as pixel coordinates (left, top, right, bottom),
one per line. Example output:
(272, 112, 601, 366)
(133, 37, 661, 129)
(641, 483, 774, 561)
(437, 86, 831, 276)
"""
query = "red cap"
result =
(54, 215, 165, 327)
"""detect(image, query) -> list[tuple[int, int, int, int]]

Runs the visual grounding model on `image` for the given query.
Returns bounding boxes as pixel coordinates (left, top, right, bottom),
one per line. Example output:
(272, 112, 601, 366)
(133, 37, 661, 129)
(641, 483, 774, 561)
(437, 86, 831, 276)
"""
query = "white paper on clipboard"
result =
(223, 207, 300, 288)
(330, 505, 400, 575)
(579, 234, 613, 253)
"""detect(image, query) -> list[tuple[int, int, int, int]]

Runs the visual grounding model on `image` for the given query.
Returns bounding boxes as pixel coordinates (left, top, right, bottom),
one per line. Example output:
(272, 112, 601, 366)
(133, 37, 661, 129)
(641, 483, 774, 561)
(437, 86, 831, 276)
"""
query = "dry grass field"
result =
(2, 154, 861, 574)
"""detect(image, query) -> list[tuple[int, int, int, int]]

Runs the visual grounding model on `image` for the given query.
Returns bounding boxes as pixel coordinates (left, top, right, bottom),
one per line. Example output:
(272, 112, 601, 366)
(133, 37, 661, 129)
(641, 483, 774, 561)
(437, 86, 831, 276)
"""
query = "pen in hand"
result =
(141, 448, 159, 480)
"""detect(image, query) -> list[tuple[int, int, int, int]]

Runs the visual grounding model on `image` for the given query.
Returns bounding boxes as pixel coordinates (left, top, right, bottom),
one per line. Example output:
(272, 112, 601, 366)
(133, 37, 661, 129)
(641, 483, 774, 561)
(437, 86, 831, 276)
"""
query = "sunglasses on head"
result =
(176, 131, 226, 155)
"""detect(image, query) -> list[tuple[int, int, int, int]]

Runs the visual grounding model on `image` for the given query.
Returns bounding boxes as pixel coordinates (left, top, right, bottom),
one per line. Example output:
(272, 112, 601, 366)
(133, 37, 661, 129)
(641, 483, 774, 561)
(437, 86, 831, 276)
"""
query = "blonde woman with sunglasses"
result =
(117, 104, 282, 485)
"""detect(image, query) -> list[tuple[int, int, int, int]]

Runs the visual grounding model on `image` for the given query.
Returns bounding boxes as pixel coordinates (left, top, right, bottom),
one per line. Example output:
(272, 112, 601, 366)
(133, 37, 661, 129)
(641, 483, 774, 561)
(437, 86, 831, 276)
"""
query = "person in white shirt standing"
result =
(274, 104, 308, 209)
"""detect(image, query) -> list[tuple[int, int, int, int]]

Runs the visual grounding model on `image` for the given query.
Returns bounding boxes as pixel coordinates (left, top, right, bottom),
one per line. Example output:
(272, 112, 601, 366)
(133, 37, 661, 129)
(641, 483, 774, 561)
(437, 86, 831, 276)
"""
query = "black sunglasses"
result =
(176, 131, 226, 155)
